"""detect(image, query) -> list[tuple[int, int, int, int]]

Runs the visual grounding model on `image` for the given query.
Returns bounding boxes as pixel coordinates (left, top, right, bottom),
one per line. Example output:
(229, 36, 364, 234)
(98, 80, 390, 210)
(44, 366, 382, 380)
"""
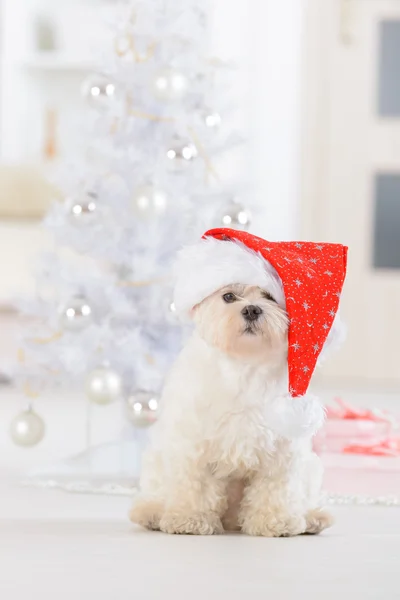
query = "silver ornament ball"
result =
(59, 295, 93, 332)
(166, 137, 197, 168)
(10, 407, 45, 447)
(85, 367, 122, 405)
(68, 191, 97, 220)
(132, 185, 167, 217)
(126, 390, 159, 428)
(220, 203, 251, 231)
(152, 68, 188, 102)
(81, 75, 116, 110)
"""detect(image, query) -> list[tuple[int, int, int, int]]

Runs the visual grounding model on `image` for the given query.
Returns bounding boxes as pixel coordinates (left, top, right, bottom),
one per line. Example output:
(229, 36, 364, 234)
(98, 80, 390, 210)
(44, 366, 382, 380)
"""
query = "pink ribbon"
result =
(326, 397, 394, 424)
(343, 438, 400, 457)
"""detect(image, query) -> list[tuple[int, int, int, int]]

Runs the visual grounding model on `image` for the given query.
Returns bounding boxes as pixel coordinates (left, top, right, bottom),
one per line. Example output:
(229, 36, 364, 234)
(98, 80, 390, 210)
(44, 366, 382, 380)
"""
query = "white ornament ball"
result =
(10, 407, 45, 447)
(126, 390, 159, 428)
(152, 68, 188, 102)
(68, 191, 97, 221)
(166, 299, 178, 323)
(132, 185, 167, 217)
(81, 75, 116, 110)
(166, 138, 197, 168)
(85, 367, 122, 405)
(220, 203, 251, 231)
(59, 295, 93, 332)
(204, 110, 222, 130)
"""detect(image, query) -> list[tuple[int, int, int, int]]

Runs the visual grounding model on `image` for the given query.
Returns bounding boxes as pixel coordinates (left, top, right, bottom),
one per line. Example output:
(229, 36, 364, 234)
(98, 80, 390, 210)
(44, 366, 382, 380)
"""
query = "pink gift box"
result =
(314, 418, 392, 454)
(321, 452, 400, 497)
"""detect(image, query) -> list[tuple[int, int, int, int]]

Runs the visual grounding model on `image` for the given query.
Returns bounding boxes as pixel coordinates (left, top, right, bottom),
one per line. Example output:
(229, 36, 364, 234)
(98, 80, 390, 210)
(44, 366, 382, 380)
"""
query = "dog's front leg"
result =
(239, 445, 334, 537)
(239, 469, 308, 537)
(160, 460, 227, 535)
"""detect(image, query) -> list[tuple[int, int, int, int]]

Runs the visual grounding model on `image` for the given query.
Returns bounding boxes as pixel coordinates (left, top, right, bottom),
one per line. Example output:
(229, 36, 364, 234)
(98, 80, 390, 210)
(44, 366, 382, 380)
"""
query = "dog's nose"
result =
(241, 305, 263, 321)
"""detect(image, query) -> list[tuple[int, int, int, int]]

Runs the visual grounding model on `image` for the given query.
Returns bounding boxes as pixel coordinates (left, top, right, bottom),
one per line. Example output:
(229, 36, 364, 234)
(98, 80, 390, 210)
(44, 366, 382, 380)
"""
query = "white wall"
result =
(211, 0, 304, 241)
(0, 0, 109, 162)
(0, 222, 52, 304)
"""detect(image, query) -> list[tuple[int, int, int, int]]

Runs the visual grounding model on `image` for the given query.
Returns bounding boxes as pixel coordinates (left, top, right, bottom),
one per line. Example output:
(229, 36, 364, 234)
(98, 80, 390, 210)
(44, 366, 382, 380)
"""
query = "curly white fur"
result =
(130, 284, 333, 536)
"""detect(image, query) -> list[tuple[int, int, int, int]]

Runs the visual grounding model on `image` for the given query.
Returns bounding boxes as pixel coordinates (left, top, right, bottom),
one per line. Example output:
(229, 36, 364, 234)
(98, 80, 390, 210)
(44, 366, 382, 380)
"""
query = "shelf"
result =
(19, 53, 96, 72)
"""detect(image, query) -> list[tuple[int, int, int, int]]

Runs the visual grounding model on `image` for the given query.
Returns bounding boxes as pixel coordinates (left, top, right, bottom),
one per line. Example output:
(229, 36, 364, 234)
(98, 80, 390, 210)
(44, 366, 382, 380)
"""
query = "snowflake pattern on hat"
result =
(204, 228, 348, 399)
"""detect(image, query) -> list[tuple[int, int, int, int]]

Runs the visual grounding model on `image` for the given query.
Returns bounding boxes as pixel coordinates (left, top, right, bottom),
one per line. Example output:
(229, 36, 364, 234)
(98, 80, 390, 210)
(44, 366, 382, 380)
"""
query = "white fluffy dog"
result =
(130, 232, 347, 536)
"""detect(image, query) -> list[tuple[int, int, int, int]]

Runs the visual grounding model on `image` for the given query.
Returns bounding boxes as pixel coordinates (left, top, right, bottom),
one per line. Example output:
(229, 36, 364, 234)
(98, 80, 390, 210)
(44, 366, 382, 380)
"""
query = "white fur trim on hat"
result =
(174, 237, 285, 316)
(265, 394, 326, 439)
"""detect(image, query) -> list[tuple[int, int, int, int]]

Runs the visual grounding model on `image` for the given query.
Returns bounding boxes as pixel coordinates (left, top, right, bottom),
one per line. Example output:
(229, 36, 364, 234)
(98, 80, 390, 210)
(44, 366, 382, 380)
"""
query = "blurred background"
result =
(0, 0, 399, 482)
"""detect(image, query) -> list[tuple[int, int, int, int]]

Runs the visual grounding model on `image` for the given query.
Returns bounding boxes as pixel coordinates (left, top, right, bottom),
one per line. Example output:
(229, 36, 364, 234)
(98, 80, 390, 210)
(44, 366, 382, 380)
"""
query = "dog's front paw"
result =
(241, 512, 307, 537)
(305, 509, 334, 534)
(129, 497, 164, 530)
(160, 511, 223, 535)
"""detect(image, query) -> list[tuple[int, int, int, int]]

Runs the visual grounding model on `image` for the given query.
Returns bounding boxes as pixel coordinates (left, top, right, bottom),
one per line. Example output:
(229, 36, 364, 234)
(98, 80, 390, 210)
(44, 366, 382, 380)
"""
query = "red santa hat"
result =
(173, 227, 348, 439)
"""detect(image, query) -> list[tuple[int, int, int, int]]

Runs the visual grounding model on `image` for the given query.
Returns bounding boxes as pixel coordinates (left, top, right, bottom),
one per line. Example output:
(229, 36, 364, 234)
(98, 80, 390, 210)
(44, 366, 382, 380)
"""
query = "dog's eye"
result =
(262, 291, 276, 303)
(222, 293, 236, 303)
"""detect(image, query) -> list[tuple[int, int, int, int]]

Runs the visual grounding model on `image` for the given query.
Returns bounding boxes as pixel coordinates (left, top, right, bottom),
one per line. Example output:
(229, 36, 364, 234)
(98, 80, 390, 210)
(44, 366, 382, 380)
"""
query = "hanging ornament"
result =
(165, 298, 178, 323)
(125, 390, 159, 428)
(85, 367, 122, 405)
(166, 137, 198, 169)
(203, 110, 222, 130)
(220, 202, 251, 231)
(10, 406, 45, 447)
(81, 75, 116, 110)
(59, 295, 93, 332)
(152, 68, 188, 102)
(131, 185, 167, 217)
(68, 191, 97, 221)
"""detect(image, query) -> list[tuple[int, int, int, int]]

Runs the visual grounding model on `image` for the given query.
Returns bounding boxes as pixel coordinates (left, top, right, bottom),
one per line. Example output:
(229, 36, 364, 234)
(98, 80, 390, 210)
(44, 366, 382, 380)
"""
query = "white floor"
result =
(0, 481, 399, 600)
(2, 384, 400, 599)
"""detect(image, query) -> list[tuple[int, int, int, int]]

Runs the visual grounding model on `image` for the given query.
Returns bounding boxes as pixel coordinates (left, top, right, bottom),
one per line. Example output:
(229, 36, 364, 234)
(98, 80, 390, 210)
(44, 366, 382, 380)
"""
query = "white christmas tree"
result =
(9, 0, 251, 481)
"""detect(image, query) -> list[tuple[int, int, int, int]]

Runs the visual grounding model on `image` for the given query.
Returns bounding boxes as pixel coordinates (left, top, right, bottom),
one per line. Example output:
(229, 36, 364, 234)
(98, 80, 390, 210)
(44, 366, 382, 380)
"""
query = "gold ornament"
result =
(114, 33, 156, 63)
